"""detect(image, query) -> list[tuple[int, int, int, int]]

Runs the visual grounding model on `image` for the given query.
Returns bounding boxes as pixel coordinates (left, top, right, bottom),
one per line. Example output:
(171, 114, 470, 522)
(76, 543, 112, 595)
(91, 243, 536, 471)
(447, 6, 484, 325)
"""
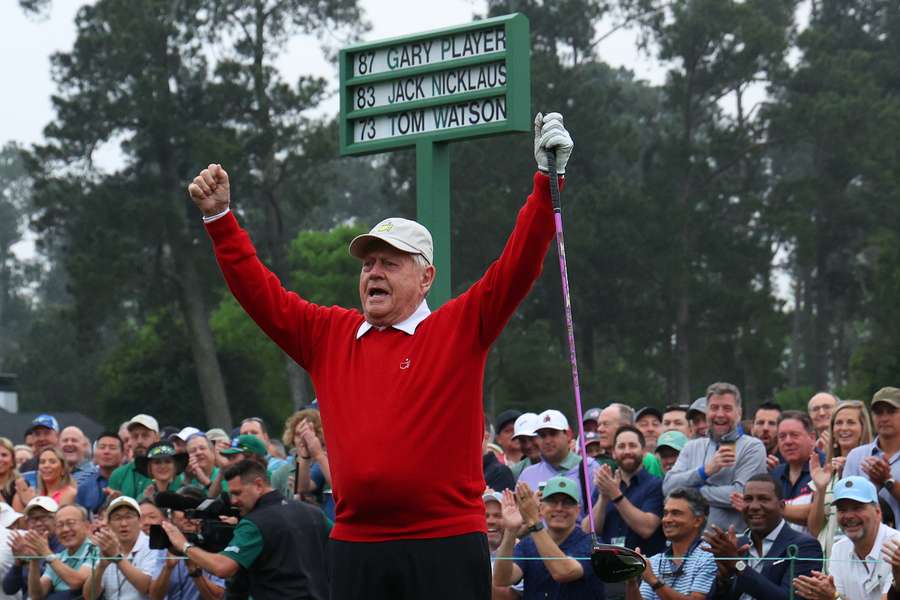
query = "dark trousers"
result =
(329, 532, 491, 600)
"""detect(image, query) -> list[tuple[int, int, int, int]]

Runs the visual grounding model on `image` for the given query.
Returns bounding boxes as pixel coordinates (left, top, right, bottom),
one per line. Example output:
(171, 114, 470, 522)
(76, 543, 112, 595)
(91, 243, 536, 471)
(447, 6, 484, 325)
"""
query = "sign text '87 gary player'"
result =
(338, 14, 530, 156)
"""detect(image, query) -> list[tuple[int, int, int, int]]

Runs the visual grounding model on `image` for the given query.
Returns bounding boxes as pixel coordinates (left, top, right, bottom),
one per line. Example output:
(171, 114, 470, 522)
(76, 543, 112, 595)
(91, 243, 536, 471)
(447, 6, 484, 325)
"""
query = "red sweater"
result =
(206, 172, 560, 541)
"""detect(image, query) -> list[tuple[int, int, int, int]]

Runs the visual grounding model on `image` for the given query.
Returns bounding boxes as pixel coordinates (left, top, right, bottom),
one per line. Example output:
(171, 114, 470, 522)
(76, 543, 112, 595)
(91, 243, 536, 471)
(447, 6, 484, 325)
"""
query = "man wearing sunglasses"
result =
(494, 477, 605, 599)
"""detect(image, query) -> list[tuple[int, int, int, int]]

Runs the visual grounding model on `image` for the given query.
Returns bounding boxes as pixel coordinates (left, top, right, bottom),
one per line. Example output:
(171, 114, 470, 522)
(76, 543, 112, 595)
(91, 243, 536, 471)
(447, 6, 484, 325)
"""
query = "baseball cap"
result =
(205, 428, 230, 444)
(513, 413, 539, 438)
(495, 409, 522, 434)
(26, 414, 59, 435)
(872, 387, 900, 409)
(535, 409, 569, 432)
(635, 407, 662, 422)
(656, 430, 688, 452)
(687, 397, 707, 418)
(24, 496, 59, 515)
(832, 476, 879, 504)
(482, 491, 503, 505)
(170, 427, 202, 442)
(105, 496, 141, 518)
(583, 408, 602, 423)
(0, 502, 24, 528)
(541, 476, 581, 505)
(349, 218, 434, 265)
(220, 434, 268, 457)
(127, 414, 160, 434)
(583, 431, 602, 447)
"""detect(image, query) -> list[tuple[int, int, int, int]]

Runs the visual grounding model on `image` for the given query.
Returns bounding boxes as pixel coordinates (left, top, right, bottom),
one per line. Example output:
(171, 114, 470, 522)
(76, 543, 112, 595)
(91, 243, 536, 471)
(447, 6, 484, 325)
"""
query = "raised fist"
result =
(188, 163, 231, 217)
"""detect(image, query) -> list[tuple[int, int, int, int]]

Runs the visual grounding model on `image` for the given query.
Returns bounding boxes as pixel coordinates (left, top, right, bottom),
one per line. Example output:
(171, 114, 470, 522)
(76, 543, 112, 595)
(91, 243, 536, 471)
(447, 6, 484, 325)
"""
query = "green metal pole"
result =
(416, 140, 451, 307)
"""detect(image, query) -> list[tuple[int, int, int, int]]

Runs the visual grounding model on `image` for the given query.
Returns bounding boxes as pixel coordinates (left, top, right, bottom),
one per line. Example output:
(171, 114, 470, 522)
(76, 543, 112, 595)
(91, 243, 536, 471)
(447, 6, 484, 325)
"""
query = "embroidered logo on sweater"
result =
(400, 358, 411, 369)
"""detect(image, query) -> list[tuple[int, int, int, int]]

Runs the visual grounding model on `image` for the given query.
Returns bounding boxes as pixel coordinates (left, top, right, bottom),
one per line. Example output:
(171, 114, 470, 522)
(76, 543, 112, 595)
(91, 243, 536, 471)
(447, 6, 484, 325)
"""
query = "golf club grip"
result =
(547, 149, 562, 211)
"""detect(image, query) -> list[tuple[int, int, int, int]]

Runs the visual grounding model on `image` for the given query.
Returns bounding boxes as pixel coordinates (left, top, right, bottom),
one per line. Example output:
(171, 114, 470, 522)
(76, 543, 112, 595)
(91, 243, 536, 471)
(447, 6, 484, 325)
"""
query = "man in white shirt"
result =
(794, 476, 900, 600)
(84, 496, 157, 600)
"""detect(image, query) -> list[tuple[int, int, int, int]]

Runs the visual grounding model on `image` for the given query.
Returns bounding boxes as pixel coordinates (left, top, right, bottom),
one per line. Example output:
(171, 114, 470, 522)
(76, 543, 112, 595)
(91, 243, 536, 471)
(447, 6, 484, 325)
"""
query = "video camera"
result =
(149, 491, 241, 553)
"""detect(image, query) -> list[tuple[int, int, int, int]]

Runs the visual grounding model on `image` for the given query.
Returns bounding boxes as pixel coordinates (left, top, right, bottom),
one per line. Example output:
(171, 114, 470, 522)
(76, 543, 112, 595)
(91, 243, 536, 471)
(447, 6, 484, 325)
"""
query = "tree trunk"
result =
(285, 356, 310, 410)
(171, 243, 234, 429)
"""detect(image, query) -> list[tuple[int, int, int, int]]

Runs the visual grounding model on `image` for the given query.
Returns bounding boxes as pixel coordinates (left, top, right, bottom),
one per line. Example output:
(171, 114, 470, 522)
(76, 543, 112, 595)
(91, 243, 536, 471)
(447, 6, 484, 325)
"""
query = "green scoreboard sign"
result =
(338, 14, 531, 305)
(339, 13, 530, 154)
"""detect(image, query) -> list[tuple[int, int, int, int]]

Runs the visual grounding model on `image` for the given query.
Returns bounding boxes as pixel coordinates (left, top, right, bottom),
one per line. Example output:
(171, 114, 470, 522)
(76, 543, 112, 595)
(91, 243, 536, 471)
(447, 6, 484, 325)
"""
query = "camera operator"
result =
(147, 495, 225, 600)
(160, 460, 330, 600)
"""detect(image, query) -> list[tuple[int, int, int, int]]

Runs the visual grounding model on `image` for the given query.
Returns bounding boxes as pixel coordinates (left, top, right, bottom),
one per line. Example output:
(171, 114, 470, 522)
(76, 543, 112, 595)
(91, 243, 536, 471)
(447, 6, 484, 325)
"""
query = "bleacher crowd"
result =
(1, 382, 900, 600)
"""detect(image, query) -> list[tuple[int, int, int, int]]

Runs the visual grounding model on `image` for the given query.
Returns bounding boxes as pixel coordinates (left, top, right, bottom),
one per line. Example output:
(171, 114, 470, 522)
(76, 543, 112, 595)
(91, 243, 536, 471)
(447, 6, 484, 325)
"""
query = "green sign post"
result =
(339, 13, 531, 306)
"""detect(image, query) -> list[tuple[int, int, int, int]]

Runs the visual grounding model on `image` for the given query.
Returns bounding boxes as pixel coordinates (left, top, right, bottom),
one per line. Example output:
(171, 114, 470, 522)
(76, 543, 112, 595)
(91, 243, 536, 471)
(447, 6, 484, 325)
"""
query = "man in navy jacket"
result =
(703, 473, 823, 600)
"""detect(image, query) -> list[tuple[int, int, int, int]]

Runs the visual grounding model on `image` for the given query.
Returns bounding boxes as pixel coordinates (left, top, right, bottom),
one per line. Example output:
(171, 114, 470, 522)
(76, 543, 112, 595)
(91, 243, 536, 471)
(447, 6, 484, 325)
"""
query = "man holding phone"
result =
(663, 382, 768, 530)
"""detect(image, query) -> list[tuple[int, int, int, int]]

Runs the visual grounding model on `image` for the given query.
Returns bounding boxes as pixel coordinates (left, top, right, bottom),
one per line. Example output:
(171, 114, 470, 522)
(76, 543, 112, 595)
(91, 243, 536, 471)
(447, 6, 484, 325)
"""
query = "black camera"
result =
(150, 491, 241, 553)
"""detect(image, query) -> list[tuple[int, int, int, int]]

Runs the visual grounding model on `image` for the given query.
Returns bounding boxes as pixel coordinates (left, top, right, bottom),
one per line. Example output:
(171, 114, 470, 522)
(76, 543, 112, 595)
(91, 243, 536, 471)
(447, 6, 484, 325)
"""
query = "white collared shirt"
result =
(738, 519, 787, 600)
(100, 532, 156, 600)
(355, 299, 431, 339)
(831, 523, 900, 600)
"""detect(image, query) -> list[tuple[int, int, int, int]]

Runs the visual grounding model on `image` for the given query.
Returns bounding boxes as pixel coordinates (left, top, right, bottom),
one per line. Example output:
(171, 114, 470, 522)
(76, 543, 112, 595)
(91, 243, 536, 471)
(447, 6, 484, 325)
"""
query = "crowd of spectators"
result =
(1, 383, 900, 600)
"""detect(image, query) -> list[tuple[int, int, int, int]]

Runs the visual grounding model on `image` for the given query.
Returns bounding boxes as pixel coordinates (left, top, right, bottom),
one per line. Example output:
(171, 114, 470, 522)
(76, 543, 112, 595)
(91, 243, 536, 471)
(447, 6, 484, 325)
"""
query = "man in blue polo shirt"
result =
(518, 410, 600, 519)
(494, 476, 605, 599)
(768, 411, 817, 533)
(586, 425, 666, 557)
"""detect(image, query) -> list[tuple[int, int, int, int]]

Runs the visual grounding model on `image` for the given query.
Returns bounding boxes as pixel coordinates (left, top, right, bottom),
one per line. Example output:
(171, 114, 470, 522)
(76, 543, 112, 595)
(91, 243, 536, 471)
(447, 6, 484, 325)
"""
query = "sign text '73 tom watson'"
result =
(339, 14, 530, 155)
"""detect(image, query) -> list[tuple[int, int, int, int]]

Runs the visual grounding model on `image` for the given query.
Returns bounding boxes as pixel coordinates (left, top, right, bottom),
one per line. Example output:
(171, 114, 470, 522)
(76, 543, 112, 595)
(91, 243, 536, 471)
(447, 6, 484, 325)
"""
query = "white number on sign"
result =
(358, 118, 376, 141)
(356, 51, 375, 76)
(355, 86, 375, 109)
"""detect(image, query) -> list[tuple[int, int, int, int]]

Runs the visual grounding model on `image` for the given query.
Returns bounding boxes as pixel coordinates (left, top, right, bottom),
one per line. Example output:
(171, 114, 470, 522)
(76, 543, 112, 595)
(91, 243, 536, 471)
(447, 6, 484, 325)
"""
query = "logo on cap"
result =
(845, 480, 853, 488)
(543, 415, 551, 422)
(559, 481, 567, 488)
(376, 222, 394, 232)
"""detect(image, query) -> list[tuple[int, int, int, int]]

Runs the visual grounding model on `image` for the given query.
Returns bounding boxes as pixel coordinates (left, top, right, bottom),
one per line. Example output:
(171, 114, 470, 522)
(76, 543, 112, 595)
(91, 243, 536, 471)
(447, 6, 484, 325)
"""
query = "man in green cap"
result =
(493, 476, 605, 598)
(208, 435, 269, 497)
(655, 430, 688, 475)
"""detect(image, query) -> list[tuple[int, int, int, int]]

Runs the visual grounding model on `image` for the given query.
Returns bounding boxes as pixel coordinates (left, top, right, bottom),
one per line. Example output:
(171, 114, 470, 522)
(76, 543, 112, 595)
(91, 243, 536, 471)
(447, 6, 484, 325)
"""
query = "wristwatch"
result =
(182, 541, 195, 555)
(734, 560, 747, 574)
(188, 569, 202, 578)
(885, 478, 896, 491)
(651, 580, 665, 591)
(526, 522, 545, 535)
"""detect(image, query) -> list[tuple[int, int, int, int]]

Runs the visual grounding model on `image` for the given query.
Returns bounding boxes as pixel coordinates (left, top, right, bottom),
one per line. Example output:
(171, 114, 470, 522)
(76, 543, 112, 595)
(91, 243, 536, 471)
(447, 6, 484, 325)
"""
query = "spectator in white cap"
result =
(3, 497, 63, 599)
(24, 503, 93, 600)
(109, 415, 160, 500)
(483, 491, 519, 600)
(85, 496, 156, 600)
(518, 410, 600, 519)
(0, 502, 24, 600)
(794, 475, 899, 600)
(509, 413, 541, 480)
(167, 427, 202, 455)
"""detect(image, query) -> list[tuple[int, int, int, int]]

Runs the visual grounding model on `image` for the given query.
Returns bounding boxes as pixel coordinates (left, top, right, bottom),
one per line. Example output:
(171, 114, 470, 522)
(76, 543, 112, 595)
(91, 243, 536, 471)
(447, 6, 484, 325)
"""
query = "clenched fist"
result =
(188, 163, 230, 217)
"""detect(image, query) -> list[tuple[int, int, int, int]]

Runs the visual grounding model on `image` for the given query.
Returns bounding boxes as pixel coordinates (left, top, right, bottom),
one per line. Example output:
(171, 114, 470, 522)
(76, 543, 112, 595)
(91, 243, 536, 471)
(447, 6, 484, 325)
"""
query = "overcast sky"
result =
(0, 0, 662, 150)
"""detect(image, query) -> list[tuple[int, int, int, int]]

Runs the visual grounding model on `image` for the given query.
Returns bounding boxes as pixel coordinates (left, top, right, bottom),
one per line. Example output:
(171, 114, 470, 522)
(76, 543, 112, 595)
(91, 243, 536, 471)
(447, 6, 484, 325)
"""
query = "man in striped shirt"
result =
(626, 488, 717, 600)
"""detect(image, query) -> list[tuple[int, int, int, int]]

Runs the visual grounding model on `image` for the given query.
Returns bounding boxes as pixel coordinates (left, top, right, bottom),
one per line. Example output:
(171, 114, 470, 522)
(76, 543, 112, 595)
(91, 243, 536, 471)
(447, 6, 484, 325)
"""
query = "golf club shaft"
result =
(547, 151, 597, 540)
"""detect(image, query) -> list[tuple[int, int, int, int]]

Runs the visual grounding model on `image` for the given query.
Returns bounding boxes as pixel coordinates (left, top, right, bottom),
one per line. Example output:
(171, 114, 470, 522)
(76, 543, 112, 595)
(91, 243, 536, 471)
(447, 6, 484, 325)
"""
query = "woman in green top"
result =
(135, 442, 187, 501)
(807, 399, 874, 565)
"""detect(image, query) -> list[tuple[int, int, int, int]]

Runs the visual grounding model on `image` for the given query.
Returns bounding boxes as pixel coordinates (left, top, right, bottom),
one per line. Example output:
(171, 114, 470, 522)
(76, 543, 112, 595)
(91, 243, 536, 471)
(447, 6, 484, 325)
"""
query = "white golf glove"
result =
(534, 112, 574, 175)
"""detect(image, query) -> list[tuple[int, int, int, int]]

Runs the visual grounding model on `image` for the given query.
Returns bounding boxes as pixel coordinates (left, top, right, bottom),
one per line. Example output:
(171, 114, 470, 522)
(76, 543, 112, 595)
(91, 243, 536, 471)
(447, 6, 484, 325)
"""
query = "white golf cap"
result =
(170, 426, 202, 442)
(0, 502, 23, 529)
(127, 414, 159, 434)
(105, 496, 141, 518)
(513, 412, 540, 438)
(349, 218, 434, 265)
(24, 496, 59, 515)
(535, 409, 569, 432)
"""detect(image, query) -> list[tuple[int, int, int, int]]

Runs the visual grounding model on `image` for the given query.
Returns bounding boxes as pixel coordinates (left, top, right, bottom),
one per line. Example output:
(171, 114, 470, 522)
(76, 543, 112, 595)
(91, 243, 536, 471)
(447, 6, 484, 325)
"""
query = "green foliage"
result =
(290, 225, 368, 308)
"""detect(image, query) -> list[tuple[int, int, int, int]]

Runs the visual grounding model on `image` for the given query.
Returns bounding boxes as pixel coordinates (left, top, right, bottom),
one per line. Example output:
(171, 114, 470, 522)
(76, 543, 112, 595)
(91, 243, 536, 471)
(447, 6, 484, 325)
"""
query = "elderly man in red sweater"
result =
(187, 112, 574, 600)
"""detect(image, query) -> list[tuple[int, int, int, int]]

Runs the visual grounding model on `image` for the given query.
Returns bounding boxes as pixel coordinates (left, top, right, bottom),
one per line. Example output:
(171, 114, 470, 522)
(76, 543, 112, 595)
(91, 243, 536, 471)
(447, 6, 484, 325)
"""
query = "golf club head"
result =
(590, 544, 647, 583)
